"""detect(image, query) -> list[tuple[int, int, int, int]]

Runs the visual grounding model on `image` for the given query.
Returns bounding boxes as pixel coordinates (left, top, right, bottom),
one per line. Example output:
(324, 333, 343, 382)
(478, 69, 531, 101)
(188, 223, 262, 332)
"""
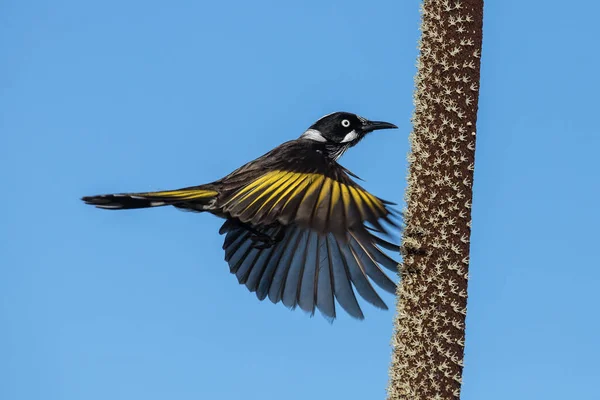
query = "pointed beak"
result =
(362, 120, 398, 133)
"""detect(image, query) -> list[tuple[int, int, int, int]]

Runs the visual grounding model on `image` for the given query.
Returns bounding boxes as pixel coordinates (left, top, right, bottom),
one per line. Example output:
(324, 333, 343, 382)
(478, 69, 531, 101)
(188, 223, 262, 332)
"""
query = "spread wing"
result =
(219, 220, 400, 320)
(215, 141, 400, 238)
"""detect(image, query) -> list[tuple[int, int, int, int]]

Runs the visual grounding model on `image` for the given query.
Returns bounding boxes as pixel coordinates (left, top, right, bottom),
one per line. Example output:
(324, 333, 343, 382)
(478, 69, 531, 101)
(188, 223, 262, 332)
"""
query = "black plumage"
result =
(82, 111, 400, 320)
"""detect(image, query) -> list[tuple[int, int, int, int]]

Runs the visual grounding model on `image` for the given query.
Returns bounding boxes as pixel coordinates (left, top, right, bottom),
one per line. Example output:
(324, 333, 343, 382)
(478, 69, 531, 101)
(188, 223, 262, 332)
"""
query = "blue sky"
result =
(1, 1, 598, 399)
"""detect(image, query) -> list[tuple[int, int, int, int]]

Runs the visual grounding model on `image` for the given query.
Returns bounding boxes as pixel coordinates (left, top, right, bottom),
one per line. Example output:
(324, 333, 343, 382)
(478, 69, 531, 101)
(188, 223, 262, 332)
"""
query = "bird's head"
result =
(299, 112, 397, 159)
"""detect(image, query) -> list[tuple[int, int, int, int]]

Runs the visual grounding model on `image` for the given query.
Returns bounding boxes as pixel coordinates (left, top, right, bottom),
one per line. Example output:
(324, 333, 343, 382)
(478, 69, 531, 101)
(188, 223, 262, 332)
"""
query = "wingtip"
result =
(321, 313, 336, 324)
(379, 197, 397, 206)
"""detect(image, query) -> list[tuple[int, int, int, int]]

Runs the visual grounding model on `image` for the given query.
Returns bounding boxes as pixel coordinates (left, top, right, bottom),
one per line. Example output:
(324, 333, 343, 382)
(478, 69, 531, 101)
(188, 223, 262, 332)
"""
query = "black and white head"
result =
(300, 112, 397, 159)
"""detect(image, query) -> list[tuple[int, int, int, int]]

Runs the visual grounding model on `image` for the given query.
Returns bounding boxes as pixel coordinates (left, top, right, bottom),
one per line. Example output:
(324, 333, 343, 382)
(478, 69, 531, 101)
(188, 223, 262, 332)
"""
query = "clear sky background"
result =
(1, 1, 599, 399)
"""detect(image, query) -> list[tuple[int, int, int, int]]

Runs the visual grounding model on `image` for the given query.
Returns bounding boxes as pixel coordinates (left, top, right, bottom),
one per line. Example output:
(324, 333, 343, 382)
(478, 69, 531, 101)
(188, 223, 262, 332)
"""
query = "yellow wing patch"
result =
(139, 189, 218, 200)
(236, 171, 294, 209)
(223, 169, 389, 231)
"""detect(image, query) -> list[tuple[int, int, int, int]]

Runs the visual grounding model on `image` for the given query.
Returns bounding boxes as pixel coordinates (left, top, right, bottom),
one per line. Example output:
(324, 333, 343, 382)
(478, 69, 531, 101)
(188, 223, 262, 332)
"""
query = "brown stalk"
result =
(387, 1, 484, 399)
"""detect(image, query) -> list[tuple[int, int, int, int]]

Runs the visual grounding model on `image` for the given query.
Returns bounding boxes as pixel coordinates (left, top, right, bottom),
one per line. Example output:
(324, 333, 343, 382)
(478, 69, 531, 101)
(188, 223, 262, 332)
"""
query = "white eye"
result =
(341, 119, 351, 128)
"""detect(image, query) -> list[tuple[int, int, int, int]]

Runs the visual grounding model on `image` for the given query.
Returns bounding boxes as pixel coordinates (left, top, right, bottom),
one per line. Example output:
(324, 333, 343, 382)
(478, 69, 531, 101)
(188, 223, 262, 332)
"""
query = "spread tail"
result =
(82, 187, 219, 210)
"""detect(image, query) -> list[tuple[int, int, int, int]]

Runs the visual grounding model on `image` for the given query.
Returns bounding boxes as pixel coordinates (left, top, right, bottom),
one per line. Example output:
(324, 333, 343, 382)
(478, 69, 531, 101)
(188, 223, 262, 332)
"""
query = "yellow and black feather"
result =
(82, 125, 401, 320)
(214, 140, 399, 240)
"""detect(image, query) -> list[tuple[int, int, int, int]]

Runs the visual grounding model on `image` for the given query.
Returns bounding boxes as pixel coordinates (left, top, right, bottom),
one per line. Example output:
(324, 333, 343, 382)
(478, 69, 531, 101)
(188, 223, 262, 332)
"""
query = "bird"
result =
(82, 111, 401, 321)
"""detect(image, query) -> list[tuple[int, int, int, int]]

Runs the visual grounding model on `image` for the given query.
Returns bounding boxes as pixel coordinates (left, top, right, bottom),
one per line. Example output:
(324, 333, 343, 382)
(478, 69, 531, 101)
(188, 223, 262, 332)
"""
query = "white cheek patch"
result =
(300, 128, 327, 142)
(341, 130, 359, 143)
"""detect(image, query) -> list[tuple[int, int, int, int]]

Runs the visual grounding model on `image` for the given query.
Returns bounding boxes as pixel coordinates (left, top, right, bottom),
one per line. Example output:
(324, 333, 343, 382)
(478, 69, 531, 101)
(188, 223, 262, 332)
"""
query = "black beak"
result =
(362, 120, 398, 133)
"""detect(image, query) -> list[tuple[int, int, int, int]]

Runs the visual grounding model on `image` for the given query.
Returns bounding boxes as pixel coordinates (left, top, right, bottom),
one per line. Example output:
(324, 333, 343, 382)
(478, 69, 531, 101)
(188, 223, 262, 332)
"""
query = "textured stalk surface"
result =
(387, 1, 484, 399)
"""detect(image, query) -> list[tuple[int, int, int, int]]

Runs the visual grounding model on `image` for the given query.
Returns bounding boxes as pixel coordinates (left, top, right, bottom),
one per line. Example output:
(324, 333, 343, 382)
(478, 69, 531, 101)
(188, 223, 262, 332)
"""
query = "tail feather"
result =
(82, 188, 218, 210)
